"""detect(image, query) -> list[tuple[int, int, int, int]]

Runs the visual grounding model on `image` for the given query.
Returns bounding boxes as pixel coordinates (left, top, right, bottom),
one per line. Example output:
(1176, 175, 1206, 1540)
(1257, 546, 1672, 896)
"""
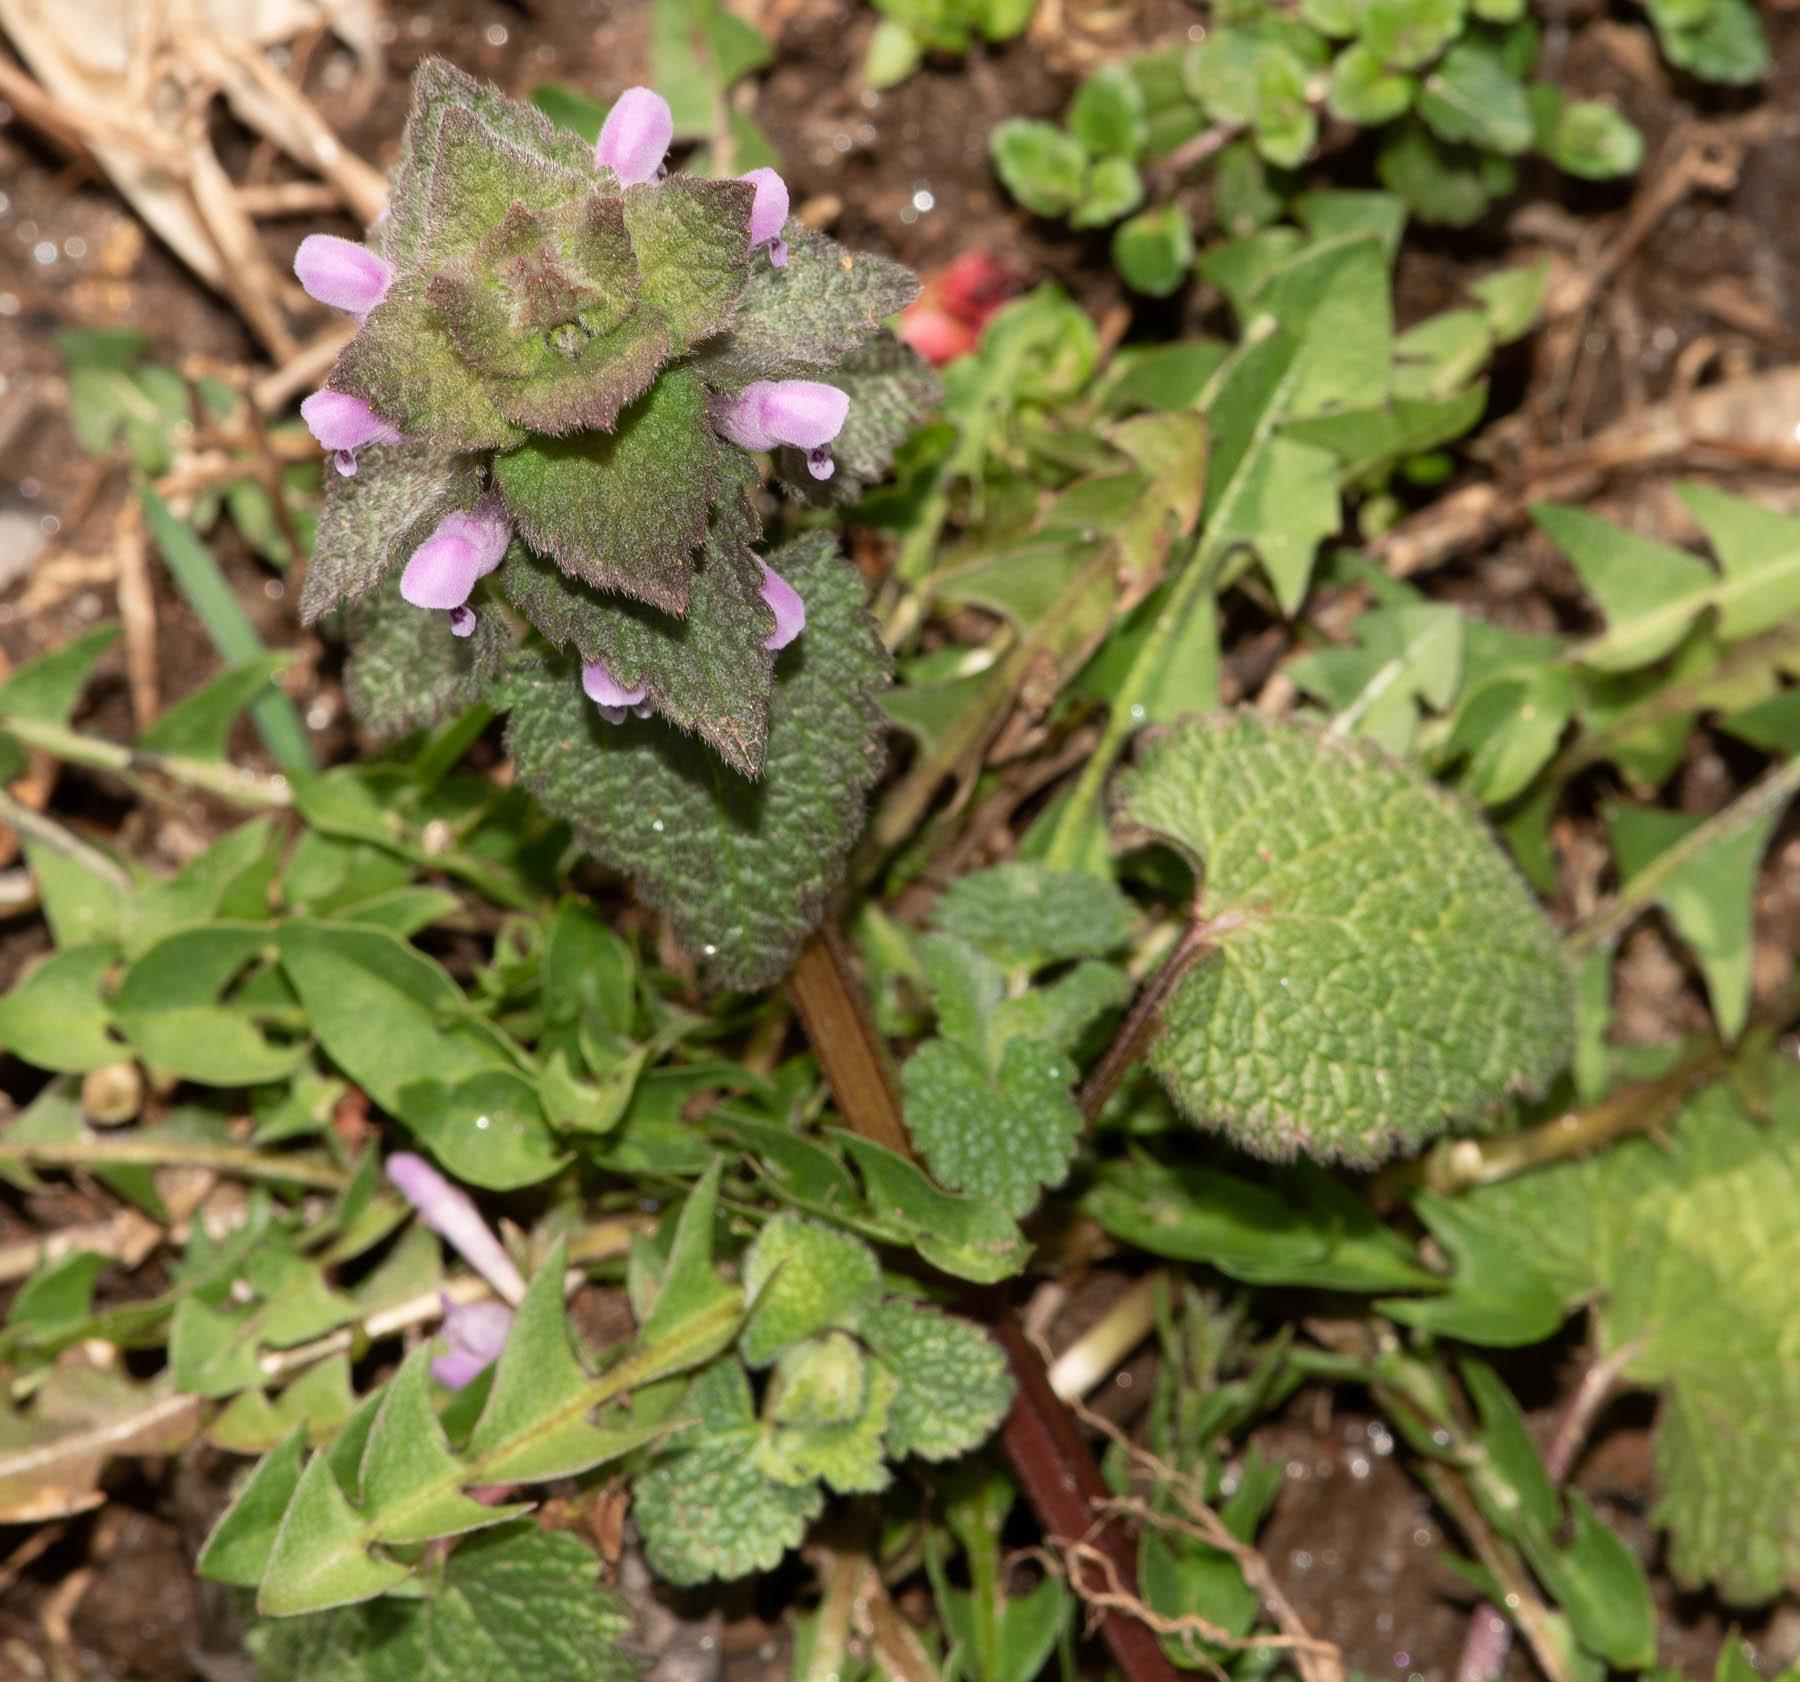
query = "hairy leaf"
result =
(859, 1297, 1013, 1462)
(1458, 1067, 1800, 1602)
(504, 535, 889, 987)
(1119, 711, 1572, 1163)
(493, 370, 719, 614)
(247, 1522, 638, 1682)
(691, 225, 919, 387)
(347, 573, 508, 741)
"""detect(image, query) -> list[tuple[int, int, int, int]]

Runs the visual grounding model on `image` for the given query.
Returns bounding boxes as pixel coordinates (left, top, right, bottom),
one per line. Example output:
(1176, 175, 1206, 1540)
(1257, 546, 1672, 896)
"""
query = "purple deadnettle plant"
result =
(294, 61, 934, 987)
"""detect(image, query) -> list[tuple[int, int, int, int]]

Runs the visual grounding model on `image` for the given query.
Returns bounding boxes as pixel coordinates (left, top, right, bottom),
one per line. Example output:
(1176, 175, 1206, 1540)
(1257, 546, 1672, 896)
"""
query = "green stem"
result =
(0, 714, 293, 809)
(0, 1135, 347, 1191)
(0, 788, 132, 894)
(1041, 538, 1217, 873)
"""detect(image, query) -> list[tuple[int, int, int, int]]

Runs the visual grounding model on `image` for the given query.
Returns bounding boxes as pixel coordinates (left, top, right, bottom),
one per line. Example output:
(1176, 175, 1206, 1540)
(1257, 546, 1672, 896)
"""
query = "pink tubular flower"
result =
(299, 389, 405, 476)
(712, 380, 850, 480)
(758, 561, 805, 651)
(432, 1295, 515, 1390)
(582, 658, 651, 725)
(596, 87, 673, 187)
(294, 234, 394, 318)
(399, 494, 512, 630)
(386, 1152, 528, 1306)
(740, 167, 789, 267)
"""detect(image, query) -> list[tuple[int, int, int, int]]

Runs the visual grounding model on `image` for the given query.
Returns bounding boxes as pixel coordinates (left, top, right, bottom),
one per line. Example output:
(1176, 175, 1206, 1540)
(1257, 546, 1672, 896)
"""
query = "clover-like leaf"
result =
(902, 1035, 1084, 1218)
(1458, 1065, 1800, 1603)
(633, 1359, 823, 1586)
(859, 1297, 1013, 1462)
(1119, 711, 1572, 1164)
(493, 369, 718, 614)
(504, 534, 889, 988)
(739, 1215, 882, 1367)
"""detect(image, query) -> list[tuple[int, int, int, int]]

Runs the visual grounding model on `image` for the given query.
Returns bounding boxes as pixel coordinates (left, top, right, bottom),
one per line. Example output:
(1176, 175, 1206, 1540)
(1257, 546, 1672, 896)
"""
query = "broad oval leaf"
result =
(1118, 711, 1572, 1164)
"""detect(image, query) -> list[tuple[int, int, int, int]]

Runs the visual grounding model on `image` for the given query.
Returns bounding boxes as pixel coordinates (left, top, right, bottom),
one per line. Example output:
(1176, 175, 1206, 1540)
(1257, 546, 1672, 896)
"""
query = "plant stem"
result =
(0, 714, 294, 809)
(1408, 1029, 1738, 1198)
(788, 928, 914, 1159)
(1078, 913, 1216, 1124)
(1566, 749, 1800, 956)
(1047, 1271, 1163, 1401)
(0, 1135, 347, 1191)
(0, 789, 132, 894)
(786, 925, 1184, 1682)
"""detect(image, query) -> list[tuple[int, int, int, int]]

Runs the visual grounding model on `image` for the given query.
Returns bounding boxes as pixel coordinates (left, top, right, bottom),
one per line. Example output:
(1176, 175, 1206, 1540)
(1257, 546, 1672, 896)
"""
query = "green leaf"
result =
(1675, 482, 1800, 642)
(1459, 1066, 1800, 1601)
(690, 226, 918, 388)
(346, 576, 508, 743)
(1360, 0, 1466, 69)
(991, 120, 1090, 218)
(1649, 0, 1769, 83)
(142, 486, 314, 775)
(740, 1215, 882, 1366)
(494, 369, 718, 615)
(1379, 1193, 1564, 1345)
(139, 654, 294, 761)
(904, 1036, 1083, 1219)
(1607, 802, 1777, 1039)
(860, 1296, 1014, 1461)
(834, 1132, 1031, 1283)
(1531, 1493, 1656, 1671)
(0, 945, 123, 1072)
(1083, 1155, 1435, 1290)
(1070, 156, 1143, 230)
(1540, 97, 1644, 178)
(273, 922, 509, 1124)
(1070, 64, 1149, 158)
(1112, 204, 1196, 298)
(1252, 49, 1317, 169)
(500, 470, 774, 776)
(634, 1357, 824, 1584)
(1534, 502, 1716, 672)
(1120, 712, 1572, 1164)
(247, 1522, 637, 1682)
(1417, 41, 1534, 154)
(1462, 1357, 1559, 1535)
(759, 1342, 896, 1494)
(934, 862, 1133, 971)
(623, 175, 753, 350)
(1328, 44, 1415, 123)
(1377, 122, 1505, 227)
(1446, 660, 1575, 804)
(114, 923, 302, 1084)
(505, 535, 889, 987)
(1287, 602, 1465, 754)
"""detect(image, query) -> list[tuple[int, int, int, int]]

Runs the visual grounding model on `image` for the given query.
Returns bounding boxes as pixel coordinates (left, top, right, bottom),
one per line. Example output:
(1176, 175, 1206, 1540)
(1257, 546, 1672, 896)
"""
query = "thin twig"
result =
(788, 928, 913, 1159)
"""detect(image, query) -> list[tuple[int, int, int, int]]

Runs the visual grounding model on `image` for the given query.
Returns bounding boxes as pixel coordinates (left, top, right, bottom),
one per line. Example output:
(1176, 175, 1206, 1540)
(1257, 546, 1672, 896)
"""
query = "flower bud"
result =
(757, 561, 806, 651)
(582, 658, 650, 722)
(399, 495, 511, 615)
(740, 167, 790, 267)
(299, 389, 405, 476)
(432, 1296, 515, 1390)
(294, 234, 394, 318)
(596, 87, 673, 187)
(386, 1152, 527, 1305)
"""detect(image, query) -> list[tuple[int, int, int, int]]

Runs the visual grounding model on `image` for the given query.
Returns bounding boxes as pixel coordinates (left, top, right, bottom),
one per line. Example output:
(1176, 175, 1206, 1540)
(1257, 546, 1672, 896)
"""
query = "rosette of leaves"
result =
(631, 1213, 1014, 1584)
(991, 8, 1647, 289)
(302, 61, 932, 986)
